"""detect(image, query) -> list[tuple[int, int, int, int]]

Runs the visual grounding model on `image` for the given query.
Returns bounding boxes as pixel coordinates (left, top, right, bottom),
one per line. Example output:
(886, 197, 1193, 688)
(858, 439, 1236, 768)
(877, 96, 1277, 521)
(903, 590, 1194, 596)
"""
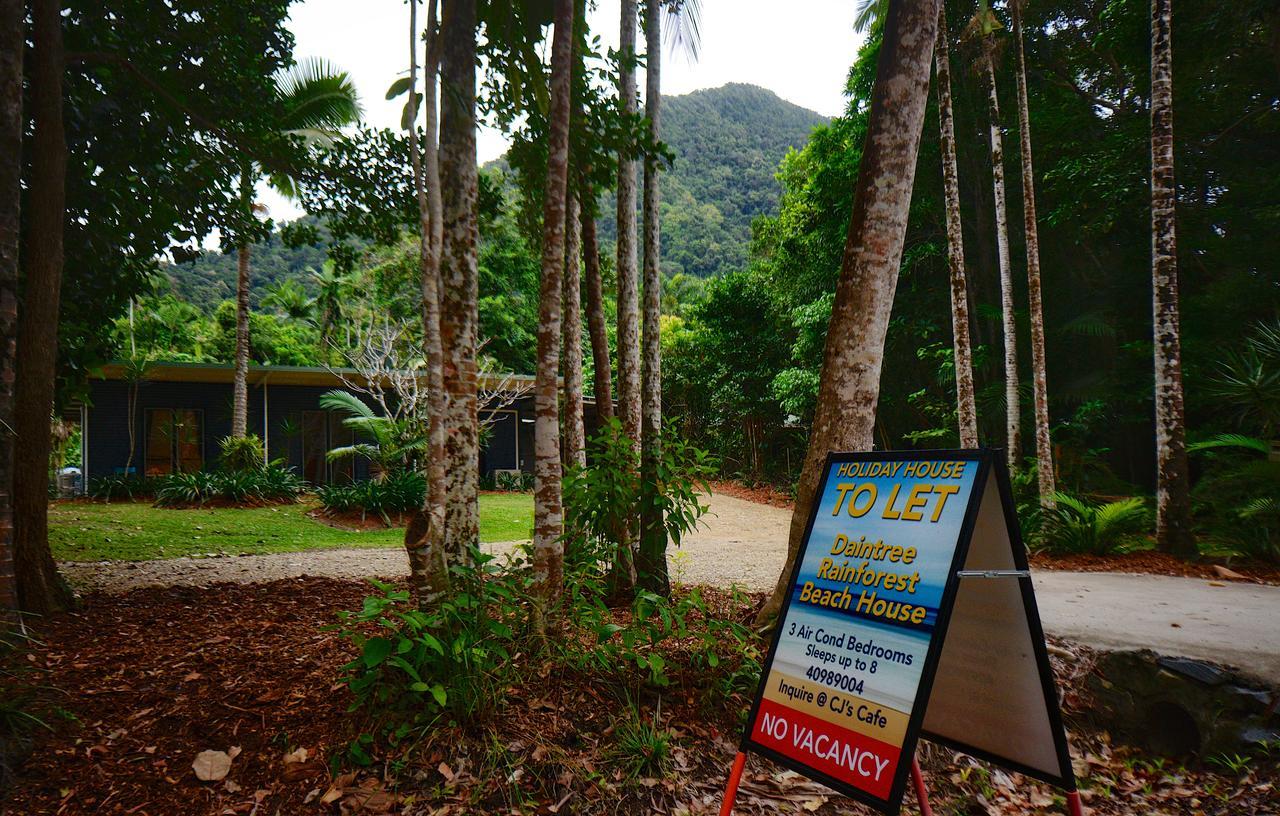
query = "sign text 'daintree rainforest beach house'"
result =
(722, 450, 1082, 815)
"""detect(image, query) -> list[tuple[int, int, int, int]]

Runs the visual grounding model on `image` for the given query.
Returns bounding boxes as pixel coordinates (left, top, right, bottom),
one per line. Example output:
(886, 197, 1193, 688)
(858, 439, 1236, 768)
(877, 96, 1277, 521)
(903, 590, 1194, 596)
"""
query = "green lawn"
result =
(49, 494, 534, 562)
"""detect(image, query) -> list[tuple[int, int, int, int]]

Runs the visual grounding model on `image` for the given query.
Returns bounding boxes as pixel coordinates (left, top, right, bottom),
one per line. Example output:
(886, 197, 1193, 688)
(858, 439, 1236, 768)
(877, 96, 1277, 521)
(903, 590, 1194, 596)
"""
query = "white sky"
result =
(258, 0, 866, 223)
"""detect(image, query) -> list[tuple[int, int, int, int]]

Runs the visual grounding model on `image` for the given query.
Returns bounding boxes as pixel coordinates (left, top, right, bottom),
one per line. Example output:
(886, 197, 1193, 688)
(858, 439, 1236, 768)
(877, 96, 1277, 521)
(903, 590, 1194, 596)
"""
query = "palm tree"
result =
(261, 278, 313, 321)
(616, 0, 642, 449)
(309, 264, 347, 354)
(857, 0, 977, 449)
(562, 185, 587, 468)
(758, 0, 941, 625)
(231, 59, 362, 439)
(533, 0, 576, 606)
(968, 2, 1021, 473)
(1010, 0, 1055, 505)
(1150, 0, 1193, 555)
(320, 390, 426, 477)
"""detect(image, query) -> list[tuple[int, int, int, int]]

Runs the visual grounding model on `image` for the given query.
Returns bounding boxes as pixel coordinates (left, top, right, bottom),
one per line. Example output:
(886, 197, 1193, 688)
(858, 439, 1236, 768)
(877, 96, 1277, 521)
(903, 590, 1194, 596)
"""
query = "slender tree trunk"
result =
(637, 0, 667, 595)
(757, 0, 940, 626)
(14, 0, 73, 615)
(1011, 0, 1055, 505)
(983, 44, 1021, 472)
(232, 167, 253, 440)
(582, 203, 613, 422)
(562, 186, 586, 469)
(615, 0, 641, 446)
(533, 0, 575, 606)
(403, 0, 450, 605)
(0, 0, 21, 620)
(439, 0, 480, 559)
(609, 0, 641, 599)
(934, 3, 978, 450)
(1150, 0, 1193, 556)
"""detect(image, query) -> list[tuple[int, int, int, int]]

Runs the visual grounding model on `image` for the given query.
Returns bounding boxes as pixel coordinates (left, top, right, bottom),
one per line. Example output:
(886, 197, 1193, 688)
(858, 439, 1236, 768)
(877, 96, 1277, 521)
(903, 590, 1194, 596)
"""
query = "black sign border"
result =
(738, 448, 992, 815)
(920, 454, 1077, 790)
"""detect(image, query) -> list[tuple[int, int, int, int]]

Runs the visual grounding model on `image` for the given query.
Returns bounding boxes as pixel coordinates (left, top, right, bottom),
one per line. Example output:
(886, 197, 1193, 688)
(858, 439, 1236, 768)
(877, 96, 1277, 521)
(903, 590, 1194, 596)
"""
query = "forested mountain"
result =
(596, 83, 828, 278)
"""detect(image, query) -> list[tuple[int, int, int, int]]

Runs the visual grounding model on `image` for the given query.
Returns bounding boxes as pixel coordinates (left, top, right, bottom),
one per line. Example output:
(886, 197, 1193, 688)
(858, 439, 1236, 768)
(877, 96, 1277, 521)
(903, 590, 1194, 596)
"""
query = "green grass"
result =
(49, 494, 534, 562)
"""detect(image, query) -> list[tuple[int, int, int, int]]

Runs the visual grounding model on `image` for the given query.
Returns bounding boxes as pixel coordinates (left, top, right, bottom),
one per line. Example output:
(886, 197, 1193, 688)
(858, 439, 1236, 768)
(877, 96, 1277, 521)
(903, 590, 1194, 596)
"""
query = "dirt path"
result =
(58, 492, 1280, 685)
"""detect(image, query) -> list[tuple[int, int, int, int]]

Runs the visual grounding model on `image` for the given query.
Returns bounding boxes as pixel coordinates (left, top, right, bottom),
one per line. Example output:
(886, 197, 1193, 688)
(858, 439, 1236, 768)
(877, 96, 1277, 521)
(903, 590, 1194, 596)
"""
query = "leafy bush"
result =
(1038, 492, 1151, 555)
(316, 471, 426, 523)
(87, 475, 157, 501)
(153, 465, 304, 507)
(333, 559, 531, 761)
(1193, 453, 1280, 564)
(218, 434, 266, 473)
(495, 470, 533, 492)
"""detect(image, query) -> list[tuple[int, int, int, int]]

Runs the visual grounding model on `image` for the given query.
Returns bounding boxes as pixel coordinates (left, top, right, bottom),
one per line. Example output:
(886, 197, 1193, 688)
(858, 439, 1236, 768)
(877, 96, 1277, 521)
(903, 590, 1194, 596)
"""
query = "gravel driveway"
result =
(59, 492, 791, 595)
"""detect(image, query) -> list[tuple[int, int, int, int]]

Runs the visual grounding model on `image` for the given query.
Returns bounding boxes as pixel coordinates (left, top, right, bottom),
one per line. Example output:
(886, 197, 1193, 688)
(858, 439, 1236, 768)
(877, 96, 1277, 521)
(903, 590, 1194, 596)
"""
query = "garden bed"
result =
(1029, 550, 1280, 585)
(3, 578, 1275, 815)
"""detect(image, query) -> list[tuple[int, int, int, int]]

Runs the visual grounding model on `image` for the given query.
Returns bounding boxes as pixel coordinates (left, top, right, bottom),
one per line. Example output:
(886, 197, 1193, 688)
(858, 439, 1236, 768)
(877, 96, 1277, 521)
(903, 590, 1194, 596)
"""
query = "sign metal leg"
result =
(718, 751, 747, 816)
(1067, 790, 1086, 816)
(910, 753, 934, 816)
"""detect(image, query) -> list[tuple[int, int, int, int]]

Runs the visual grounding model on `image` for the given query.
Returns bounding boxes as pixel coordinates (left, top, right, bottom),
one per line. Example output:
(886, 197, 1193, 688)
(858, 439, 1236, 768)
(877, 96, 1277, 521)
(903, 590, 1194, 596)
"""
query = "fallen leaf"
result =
(438, 761, 455, 782)
(193, 750, 233, 782)
(282, 747, 309, 765)
(1212, 565, 1246, 580)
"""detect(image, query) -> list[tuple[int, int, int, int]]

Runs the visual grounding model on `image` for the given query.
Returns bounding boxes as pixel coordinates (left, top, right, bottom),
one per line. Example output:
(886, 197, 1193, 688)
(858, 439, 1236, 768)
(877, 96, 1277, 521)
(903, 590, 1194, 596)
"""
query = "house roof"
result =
(94, 360, 539, 391)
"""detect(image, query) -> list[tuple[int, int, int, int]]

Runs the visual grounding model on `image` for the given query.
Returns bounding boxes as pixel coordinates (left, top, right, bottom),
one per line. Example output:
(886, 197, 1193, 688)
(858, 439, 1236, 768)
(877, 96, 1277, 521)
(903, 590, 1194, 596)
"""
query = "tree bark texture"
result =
(934, 5, 979, 450)
(757, 0, 940, 626)
(533, 0, 575, 603)
(637, 0, 667, 595)
(581, 206, 613, 422)
(0, 0, 21, 620)
(404, 0, 450, 605)
(615, 0, 641, 447)
(232, 226, 251, 437)
(983, 45, 1021, 473)
(14, 0, 74, 614)
(562, 186, 586, 469)
(439, 0, 481, 558)
(1011, 0, 1056, 505)
(1150, 0, 1194, 556)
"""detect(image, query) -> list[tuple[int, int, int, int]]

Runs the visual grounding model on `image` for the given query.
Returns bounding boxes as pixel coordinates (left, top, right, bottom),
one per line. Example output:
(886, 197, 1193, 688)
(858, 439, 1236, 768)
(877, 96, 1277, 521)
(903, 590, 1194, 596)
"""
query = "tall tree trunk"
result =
(1150, 0, 1193, 556)
(934, 2, 978, 449)
(533, 0, 575, 605)
(581, 203, 613, 422)
(0, 0, 21, 620)
(757, 0, 940, 626)
(637, 0, 667, 595)
(1011, 0, 1055, 506)
(983, 44, 1021, 473)
(562, 186, 586, 468)
(615, 0, 641, 446)
(439, 0, 480, 559)
(232, 166, 252, 439)
(14, 0, 73, 615)
(403, 0, 450, 606)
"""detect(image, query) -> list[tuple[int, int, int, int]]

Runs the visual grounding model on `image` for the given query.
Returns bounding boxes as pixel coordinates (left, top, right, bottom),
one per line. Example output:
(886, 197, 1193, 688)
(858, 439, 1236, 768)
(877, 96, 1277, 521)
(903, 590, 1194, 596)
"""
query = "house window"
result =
(144, 409, 203, 476)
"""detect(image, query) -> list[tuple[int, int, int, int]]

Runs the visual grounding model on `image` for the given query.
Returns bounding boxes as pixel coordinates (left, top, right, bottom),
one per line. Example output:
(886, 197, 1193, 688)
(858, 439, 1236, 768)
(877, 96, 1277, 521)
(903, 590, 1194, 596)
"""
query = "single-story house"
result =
(71, 361, 600, 490)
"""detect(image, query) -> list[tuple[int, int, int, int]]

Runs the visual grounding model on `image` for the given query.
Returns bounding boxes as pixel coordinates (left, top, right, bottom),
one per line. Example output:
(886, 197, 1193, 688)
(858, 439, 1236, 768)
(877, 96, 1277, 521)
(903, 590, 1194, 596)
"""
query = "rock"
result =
(1088, 650, 1279, 759)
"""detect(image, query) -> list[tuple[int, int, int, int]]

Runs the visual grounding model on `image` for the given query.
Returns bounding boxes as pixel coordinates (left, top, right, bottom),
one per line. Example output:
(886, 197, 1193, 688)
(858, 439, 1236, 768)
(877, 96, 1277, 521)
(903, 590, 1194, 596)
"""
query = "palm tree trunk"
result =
(581, 201, 613, 422)
(13, 0, 73, 615)
(403, 0, 450, 605)
(610, 0, 640, 599)
(533, 0, 575, 606)
(232, 168, 253, 440)
(934, 2, 978, 449)
(757, 0, 941, 626)
(615, 0, 642, 446)
(983, 43, 1021, 473)
(1150, 0, 1193, 556)
(562, 186, 586, 469)
(637, 0, 667, 596)
(439, 0, 481, 560)
(1011, 0, 1055, 506)
(0, 0, 21, 620)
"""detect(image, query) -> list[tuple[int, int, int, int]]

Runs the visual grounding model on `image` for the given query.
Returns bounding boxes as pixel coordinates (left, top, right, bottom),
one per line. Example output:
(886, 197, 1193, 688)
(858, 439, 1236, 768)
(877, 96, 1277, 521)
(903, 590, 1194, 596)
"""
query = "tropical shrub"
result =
(87, 475, 158, 501)
(315, 471, 426, 523)
(1038, 492, 1151, 556)
(218, 434, 267, 472)
(1192, 449, 1280, 565)
(153, 465, 304, 507)
(333, 559, 532, 760)
(320, 390, 426, 476)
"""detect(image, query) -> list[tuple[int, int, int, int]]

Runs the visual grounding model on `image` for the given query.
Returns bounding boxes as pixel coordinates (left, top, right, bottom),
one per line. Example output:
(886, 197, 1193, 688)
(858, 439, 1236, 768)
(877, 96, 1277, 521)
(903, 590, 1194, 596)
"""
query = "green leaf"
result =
(361, 637, 394, 668)
(429, 683, 448, 707)
(386, 76, 413, 100)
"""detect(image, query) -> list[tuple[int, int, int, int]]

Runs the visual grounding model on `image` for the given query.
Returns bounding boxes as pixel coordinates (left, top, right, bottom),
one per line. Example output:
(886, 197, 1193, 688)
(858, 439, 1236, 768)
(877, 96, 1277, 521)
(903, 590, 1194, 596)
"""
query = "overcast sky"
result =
(259, 0, 866, 223)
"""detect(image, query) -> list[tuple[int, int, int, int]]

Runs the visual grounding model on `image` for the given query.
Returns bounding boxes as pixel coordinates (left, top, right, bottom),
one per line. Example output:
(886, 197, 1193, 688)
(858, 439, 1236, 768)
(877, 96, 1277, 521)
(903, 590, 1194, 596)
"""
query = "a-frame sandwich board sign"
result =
(731, 449, 1075, 815)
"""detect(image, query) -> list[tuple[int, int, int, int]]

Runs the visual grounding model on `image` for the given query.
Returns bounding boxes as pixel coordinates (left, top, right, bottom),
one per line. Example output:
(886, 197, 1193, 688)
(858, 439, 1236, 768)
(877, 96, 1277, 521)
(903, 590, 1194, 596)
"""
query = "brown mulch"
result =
(3, 579, 1277, 815)
(709, 480, 795, 509)
(1030, 550, 1280, 585)
(307, 508, 410, 531)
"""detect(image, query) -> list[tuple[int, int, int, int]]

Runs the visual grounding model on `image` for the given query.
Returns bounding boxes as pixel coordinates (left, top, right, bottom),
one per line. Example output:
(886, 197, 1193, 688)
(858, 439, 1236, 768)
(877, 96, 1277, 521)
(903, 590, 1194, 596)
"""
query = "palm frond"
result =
(319, 389, 377, 420)
(662, 0, 703, 62)
(1187, 433, 1270, 454)
(273, 57, 363, 138)
(853, 0, 888, 34)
